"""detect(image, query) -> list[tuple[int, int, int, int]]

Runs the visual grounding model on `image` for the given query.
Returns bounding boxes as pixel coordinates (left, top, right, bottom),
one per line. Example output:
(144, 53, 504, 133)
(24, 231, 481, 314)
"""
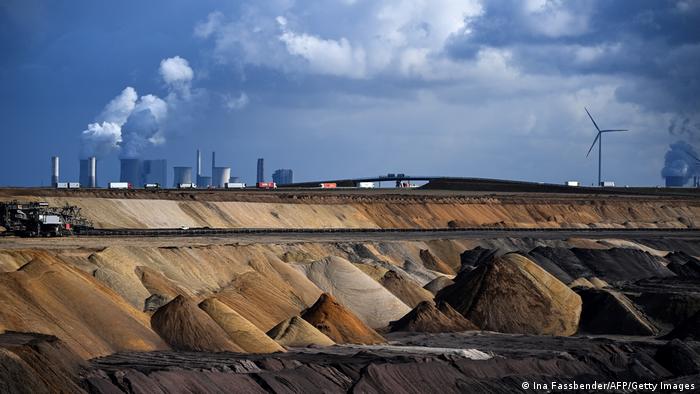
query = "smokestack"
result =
(51, 156, 59, 187)
(196, 149, 201, 177)
(212, 151, 216, 179)
(88, 156, 96, 188)
(257, 158, 264, 183)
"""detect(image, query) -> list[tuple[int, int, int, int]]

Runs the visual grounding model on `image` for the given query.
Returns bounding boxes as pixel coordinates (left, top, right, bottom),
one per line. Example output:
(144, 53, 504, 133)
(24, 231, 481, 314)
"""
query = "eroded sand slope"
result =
(3, 191, 699, 229)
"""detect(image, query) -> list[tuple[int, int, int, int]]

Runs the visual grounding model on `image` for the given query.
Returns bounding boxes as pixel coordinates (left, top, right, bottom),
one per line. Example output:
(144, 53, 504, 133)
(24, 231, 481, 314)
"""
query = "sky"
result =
(1, 0, 699, 187)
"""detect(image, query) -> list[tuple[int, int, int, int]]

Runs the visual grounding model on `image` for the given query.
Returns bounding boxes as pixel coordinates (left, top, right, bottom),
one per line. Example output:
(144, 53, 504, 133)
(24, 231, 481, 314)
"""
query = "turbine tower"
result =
(585, 108, 627, 186)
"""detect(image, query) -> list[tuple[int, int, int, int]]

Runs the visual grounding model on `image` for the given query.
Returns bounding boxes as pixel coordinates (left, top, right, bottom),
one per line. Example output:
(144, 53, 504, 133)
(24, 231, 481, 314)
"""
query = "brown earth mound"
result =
(267, 316, 336, 347)
(0, 256, 167, 359)
(299, 256, 411, 328)
(213, 271, 312, 332)
(136, 266, 183, 299)
(0, 332, 86, 394)
(418, 249, 454, 275)
(423, 276, 454, 295)
(576, 288, 658, 336)
(437, 253, 582, 336)
(198, 298, 285, 353)
(389, 301, 478, 333)
(379, 270, 434, 308)
(150, 295, 242, 352)
(300, 293, 384, 344)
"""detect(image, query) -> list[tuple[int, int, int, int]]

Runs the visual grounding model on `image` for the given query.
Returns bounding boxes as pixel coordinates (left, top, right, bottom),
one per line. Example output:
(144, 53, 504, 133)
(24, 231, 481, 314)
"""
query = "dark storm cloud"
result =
(447, 0, 700, 111)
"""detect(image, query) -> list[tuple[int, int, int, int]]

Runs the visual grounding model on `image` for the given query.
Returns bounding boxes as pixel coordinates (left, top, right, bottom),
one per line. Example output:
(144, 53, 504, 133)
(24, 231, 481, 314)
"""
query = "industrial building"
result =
(119, 159, 142, 186)
(173, 166, 193, 187)
(257, 158, 265, 183)
(272, 169, 293, 185)
(119, 158, 168, 188)
(142, 159, 167, 187)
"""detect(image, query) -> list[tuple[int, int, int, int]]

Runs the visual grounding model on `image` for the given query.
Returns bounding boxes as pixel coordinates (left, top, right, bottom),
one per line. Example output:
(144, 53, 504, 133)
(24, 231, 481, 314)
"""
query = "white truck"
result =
(224, 182, 246, 189)
(565, 181, 580, 187)
(178, 183, 196, 189)
(56, 182, 69, 189)
(600, 181, 615, 187)
(108, 182, 130, 189)
(358, 182, 375, 188)
(67, 182, 80, 189)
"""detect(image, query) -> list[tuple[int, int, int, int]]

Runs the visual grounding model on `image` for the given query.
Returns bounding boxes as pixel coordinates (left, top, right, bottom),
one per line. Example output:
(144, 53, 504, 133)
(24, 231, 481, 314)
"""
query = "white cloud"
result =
(159, 56, 194, 98)
(160, 56, 194, 85)
(196, 1, 483, 79)
(194, 11, 224, 38)
(279, 25, 367, 78)
(97, 87, 137, 125)
(225, 92, 249, 110)
(80, 121, 122, 158)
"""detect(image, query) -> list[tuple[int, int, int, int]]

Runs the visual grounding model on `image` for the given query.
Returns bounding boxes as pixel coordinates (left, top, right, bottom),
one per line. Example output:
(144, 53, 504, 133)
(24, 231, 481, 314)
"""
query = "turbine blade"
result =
(601, 129, 628, 132)
(586, 132, 600, 157)
(585, 107, 601, 132)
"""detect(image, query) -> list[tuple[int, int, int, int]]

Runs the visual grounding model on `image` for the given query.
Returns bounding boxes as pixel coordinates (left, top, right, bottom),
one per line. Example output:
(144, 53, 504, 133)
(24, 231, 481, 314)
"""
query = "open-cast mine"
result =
(1, 185, 699, 392)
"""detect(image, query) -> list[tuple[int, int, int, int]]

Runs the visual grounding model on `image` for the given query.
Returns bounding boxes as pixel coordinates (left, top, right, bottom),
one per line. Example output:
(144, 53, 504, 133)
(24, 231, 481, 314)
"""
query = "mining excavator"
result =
(0, 201, 92, 237)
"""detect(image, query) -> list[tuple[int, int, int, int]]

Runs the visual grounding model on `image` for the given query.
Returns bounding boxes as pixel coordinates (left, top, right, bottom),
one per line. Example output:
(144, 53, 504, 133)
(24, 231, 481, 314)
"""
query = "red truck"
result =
(320, 183, 337, 188)
(257, 182, 277, 189)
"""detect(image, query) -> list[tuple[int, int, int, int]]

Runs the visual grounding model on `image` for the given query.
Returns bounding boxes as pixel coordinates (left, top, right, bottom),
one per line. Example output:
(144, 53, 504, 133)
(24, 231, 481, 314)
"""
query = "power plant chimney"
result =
(51, 156, 59, 187)
(196, 149, 202, 177)
(88, 156, 96, 188)
(257, 158, 264, 183)
(212, 151, 216, 179)
(196, 149, 202, 187)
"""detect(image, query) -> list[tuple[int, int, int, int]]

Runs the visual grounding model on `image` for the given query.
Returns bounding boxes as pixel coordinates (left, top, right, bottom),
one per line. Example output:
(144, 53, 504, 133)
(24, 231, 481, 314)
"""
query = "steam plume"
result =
(79, 56, 193, 159)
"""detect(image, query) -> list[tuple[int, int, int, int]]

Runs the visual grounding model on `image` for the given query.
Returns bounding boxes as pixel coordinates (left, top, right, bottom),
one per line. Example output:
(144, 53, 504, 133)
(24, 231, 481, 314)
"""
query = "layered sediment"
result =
(1, 189, 698, 229)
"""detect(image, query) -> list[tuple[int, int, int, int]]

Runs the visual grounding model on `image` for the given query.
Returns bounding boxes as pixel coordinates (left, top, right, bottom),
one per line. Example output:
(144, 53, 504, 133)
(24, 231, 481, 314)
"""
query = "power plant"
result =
(272, 169, 293, 185)
(662, 141, 700, 187)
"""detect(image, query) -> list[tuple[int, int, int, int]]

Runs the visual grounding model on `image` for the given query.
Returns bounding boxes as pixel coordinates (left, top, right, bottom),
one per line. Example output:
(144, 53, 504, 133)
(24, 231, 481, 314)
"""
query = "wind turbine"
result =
(585, 108, 627, 186)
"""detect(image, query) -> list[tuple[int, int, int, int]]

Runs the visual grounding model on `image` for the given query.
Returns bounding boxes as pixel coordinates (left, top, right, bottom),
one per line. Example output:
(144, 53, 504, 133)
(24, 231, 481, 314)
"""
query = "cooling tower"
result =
(212, 167, 231, 188)
(120, 158, 143, 187)
(173, 166, 193, 187)
(51, 156, 59, 186)
(665, 176, 687, 187)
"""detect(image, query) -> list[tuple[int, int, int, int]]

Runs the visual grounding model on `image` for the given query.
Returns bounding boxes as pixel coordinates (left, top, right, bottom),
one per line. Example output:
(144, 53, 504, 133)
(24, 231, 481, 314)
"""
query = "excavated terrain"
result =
(1, 188, 700, 229)
(1, 188, 700, 392)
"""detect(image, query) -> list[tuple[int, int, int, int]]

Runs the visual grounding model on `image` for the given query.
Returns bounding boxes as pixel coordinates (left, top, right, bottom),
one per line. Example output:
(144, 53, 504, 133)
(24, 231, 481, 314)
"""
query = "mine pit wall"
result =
(0, 234, 695, 361)
(1, 191, 700, 229)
